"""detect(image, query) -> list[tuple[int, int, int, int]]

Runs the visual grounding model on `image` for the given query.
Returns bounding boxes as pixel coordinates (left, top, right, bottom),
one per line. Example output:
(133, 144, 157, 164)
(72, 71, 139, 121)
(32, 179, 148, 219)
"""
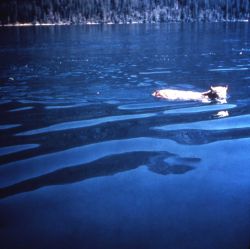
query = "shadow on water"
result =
(0, 151, 199, 199)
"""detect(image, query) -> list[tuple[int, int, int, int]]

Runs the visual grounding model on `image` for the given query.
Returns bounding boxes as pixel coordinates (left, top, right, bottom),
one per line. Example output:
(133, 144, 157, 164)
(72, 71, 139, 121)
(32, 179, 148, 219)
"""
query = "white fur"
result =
(152, 86, 228, 104)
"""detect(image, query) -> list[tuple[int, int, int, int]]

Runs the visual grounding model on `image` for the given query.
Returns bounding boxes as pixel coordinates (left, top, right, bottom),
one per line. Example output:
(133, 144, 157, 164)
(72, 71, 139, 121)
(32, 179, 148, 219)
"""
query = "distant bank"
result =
(0, 0, 249, 26)
(1, 19, 249, 28)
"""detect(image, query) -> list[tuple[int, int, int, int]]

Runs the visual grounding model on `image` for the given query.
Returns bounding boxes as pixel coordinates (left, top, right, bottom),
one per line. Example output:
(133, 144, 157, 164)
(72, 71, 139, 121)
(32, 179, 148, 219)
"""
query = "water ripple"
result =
(9, 106, 34, 112)
(0, 144, 40, 156)
(0, 137, 250, 188)
(16, 112, 156, 136)
(209, 67, 248, 72)
(118, 102, 169, 110)
(139, 71, 171, 75)
(45, 102, 90, 110)
(163, 104, 236, 114)
(0, 124, 21, 130)
(154, 114, 250, 131)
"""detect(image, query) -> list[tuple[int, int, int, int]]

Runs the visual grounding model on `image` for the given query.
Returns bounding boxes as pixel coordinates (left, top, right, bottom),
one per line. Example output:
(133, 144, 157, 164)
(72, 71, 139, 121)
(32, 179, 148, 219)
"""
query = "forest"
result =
(0, 0, 249, 25)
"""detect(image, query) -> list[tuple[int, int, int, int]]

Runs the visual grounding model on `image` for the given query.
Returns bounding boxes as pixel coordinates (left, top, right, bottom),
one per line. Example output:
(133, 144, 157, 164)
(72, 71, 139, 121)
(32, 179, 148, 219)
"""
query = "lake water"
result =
(0, 23, 250, 249)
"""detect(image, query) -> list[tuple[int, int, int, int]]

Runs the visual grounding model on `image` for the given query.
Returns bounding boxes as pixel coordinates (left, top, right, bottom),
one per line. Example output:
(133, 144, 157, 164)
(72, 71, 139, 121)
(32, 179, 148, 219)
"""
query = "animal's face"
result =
(210, 86, 228, 100)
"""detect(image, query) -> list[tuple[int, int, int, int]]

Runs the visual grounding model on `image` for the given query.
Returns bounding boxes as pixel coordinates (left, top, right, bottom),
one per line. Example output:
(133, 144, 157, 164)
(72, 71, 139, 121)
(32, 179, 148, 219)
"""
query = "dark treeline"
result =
(0, 0, 249, 25)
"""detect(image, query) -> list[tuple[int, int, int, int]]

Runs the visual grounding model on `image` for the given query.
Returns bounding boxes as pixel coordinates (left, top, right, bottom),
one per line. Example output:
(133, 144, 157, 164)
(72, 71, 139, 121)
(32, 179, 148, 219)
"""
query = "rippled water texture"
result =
(0, 23, 250, 249)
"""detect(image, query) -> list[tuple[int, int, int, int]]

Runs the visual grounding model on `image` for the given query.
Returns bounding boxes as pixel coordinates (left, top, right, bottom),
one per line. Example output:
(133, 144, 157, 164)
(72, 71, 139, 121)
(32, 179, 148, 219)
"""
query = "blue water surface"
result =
(0, 23, 250, 249)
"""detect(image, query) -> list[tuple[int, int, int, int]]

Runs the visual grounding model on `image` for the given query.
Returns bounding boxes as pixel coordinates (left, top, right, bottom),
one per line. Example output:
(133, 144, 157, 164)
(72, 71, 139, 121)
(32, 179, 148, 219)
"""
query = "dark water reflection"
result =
(0, 151, 199, 199)
(0, 23, 250, 249)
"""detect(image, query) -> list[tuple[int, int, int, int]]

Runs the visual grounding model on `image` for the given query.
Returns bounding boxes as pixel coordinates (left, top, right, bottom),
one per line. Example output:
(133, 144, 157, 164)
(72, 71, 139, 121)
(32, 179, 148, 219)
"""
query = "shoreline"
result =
(1, 19, 249, 27)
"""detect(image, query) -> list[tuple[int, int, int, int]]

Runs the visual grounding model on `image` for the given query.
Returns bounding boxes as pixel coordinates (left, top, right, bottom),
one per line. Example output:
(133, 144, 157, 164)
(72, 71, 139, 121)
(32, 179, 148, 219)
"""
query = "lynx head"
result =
(206, 85, 228, 103)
